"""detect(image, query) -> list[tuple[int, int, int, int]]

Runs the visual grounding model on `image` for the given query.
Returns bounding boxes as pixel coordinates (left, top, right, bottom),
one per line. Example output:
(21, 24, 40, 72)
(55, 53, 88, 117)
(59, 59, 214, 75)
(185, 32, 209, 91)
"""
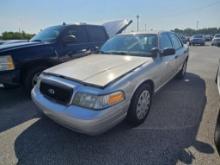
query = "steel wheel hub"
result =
(136, 90, 151, 120)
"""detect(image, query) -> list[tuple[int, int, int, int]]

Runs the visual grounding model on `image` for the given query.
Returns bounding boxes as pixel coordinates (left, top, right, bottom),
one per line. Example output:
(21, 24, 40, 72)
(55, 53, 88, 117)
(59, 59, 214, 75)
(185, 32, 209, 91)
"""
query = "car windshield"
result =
(30, 26, 63, 42)
(193, 35, 203, 39)
(215, 35, 220, 38)
(100, 34, 158, 57)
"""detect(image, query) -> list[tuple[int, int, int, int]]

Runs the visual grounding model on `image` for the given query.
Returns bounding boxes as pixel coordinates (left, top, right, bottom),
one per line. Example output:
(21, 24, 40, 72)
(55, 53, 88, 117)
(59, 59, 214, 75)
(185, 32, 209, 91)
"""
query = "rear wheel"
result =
(127, 83, 152, 125)
(23, 66, 48, 95)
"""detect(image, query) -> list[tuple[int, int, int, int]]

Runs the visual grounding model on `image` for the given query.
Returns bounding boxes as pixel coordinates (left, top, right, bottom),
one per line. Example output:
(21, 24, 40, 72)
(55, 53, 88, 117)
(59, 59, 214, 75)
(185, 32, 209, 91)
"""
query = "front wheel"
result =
(23, 66, 48, 95)
(127, 83, 152, 125)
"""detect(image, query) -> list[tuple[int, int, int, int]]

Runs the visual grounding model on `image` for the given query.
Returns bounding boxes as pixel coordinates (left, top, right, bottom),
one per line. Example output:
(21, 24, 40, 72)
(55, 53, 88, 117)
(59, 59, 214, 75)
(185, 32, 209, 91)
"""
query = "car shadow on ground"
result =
(13, 73, 214, 165)
(0, 87, 40, 133)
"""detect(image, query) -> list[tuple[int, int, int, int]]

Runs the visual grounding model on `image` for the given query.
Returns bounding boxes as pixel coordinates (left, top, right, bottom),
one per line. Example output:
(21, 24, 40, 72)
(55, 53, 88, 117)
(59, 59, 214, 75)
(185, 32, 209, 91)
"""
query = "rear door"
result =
(59, 25, 90, 62)
(169, 33, 186, 73)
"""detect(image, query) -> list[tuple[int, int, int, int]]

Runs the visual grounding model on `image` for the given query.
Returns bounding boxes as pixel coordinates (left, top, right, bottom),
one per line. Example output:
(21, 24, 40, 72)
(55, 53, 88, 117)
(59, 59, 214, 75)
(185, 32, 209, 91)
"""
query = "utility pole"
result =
(136, 15, 140, 32)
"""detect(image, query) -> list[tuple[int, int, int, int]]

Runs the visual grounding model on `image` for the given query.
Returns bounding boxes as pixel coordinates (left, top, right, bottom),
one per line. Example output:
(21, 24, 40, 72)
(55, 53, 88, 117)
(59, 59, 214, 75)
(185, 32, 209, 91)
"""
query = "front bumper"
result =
(0, 69, 20, 85)
(31, 87, 129, 135)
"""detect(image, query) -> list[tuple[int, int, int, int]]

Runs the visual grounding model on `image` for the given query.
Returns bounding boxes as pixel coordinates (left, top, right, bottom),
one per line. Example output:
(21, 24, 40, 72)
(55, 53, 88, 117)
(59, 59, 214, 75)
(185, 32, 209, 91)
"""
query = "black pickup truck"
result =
(0, 20, 132, 93)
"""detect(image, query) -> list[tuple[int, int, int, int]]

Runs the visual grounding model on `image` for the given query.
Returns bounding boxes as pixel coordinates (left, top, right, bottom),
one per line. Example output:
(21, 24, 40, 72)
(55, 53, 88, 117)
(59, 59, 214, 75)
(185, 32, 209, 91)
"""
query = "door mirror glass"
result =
(161, 48, 175, 56)
(63, 35, 76, 44)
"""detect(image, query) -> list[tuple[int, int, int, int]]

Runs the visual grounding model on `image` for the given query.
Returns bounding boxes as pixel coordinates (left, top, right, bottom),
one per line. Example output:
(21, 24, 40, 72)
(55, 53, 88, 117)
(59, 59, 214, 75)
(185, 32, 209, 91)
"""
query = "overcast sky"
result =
(0, 0, 220, 34)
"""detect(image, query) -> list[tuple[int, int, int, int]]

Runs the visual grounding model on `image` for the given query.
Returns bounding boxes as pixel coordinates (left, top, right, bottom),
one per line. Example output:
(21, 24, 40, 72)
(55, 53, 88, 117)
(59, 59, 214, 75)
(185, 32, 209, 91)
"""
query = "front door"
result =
(59, 25, 90, 62)
(169, 33, 186, 74)
(159, 33, 177, 82)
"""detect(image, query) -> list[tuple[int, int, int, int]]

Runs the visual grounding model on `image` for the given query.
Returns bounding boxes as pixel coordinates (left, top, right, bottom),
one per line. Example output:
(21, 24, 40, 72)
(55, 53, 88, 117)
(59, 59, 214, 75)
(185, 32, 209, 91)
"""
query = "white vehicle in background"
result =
(212, 34, 220, 46)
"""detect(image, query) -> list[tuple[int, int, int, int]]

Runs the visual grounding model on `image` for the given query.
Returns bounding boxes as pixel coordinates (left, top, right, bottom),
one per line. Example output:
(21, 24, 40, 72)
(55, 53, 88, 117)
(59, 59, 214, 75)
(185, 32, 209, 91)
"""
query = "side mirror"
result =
(150, 47, 159, 57)
(161, 48, 175, 56)
(63, 35, 76, 44)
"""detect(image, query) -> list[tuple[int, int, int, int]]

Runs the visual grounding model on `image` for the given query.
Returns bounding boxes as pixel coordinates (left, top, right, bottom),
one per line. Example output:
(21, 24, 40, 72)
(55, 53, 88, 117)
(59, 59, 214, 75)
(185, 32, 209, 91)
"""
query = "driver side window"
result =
(169, 33, 182, 50)
(62, 26, 87, 43)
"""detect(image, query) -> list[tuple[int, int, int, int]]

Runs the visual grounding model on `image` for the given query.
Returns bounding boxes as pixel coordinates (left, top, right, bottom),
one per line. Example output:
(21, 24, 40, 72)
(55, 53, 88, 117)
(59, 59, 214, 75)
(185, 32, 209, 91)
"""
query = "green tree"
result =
(173, 27, 220, 36)
(1, 31, 34, 40)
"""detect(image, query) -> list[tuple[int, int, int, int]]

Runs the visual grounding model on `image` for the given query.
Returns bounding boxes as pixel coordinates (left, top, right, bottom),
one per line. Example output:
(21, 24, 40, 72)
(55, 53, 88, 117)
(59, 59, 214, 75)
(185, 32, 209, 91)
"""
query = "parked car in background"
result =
(0, 20, 132, 93)
(205, 34, 212, 41)
(0, 40, 27, 45)
(215, 61, 220, 155)
(32, 31, 189, 135)
(212, 34, 220, 46)
(189, 35, 205, 46)
(1, 40, 27, 45)
(0, 40, 5, 45)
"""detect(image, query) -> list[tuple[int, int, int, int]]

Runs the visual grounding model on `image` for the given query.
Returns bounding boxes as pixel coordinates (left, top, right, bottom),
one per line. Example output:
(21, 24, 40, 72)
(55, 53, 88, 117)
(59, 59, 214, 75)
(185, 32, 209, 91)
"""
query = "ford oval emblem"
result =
(48, 88, 55, 95)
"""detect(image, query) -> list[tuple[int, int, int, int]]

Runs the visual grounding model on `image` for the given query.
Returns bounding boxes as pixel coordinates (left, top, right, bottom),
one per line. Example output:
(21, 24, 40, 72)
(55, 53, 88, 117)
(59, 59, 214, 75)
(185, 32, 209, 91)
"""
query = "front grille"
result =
(40, 80, 73, 104)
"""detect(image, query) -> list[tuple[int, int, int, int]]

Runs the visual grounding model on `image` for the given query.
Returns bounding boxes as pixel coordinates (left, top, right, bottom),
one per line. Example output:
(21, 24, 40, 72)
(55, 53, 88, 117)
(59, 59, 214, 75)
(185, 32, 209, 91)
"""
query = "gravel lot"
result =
(0, 44, 220, 165)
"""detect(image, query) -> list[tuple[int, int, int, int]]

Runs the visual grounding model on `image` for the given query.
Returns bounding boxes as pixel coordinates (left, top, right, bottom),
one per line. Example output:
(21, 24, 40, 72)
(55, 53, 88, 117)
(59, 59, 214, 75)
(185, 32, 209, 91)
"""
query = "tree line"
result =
(1, 27, 220, 40)
(0, 31, 35, 40)
(172, 27, 220, 36)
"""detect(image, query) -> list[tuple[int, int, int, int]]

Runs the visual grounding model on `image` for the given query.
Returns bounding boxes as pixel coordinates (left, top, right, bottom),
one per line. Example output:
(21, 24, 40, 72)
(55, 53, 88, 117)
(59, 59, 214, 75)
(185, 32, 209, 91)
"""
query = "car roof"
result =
(65, 24, 104, 28)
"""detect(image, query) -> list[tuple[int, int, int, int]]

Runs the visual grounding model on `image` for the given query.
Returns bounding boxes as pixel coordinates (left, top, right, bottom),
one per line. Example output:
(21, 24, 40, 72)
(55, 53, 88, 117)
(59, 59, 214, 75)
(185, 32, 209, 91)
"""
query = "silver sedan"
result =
(32, 32, 189, 135)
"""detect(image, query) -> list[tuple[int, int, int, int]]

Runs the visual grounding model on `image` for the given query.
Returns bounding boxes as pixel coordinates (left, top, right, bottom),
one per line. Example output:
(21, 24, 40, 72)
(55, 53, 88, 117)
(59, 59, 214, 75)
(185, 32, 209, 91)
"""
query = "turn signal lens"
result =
(108, 92, 125, 105)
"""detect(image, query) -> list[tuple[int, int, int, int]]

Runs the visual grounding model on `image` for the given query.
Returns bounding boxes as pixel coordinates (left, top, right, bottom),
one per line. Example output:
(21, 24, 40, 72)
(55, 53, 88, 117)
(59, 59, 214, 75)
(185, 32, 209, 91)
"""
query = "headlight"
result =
(72, 91, 125, 110)
(0, 55, 15, 71)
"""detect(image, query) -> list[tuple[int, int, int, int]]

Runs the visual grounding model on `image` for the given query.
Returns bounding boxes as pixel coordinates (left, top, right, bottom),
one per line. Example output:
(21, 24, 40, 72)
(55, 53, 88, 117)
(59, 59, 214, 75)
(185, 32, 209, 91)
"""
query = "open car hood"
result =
(103, 19, 132, 38)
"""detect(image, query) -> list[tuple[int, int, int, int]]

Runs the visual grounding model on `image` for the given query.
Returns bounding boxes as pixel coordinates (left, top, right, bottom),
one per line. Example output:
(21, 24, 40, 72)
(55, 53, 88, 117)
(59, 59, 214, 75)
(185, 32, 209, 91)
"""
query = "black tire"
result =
(215, 110, 220, 155)
(126, 83, 152, 125)
(23, 66, 48, 95)
(176, 60, 187, 79)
